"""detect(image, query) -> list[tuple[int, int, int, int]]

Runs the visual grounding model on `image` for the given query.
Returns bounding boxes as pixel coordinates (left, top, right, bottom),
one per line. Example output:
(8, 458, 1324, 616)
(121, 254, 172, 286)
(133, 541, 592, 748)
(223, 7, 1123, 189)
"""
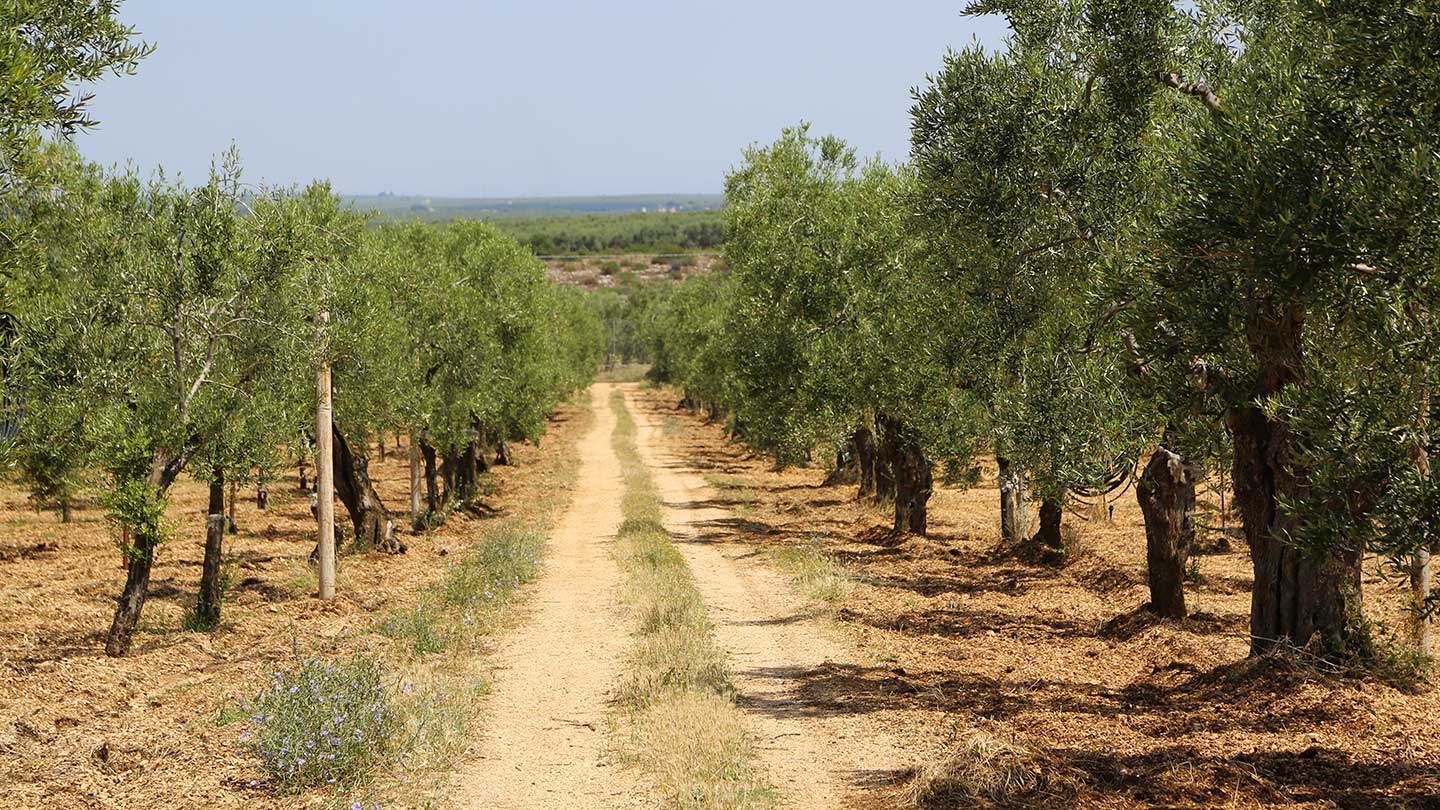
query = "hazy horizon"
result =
(73, 2, 1008, 197)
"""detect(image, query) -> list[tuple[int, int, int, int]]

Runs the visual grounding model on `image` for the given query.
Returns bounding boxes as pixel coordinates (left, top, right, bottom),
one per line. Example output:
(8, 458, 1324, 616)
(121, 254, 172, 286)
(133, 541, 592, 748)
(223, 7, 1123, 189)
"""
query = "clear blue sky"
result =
(75, 1, 1008, 197)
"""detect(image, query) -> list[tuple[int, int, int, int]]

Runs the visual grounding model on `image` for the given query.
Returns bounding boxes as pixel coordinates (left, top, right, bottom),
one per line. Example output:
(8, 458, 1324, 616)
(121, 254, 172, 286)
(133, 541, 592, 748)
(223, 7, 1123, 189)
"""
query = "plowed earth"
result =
(0, 402, 588, 809)
(630, 387, 1440, 810)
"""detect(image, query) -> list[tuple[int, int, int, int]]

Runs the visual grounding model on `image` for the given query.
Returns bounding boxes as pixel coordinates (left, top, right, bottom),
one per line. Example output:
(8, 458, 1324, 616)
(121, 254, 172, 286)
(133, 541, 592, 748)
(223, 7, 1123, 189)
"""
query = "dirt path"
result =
(452, 384, 651, 810)
(624, 387, 905, 809)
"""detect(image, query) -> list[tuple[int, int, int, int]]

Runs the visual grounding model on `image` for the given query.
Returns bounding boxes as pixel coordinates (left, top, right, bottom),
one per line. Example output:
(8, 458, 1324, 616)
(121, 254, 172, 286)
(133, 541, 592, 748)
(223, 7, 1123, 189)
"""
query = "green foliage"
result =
(0, 0, 152, 182)
(346, 219, 602, 459)
(102, 477, 172, 562)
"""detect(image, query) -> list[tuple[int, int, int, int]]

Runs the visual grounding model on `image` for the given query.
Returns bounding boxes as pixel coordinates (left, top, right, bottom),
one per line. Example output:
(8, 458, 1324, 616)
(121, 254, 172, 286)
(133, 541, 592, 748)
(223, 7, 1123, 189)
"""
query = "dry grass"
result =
(608, 389, 774, 810)
(904, 729, 1075, 808)
(629, 692, 774, 809)
(770, 541, 854, 608)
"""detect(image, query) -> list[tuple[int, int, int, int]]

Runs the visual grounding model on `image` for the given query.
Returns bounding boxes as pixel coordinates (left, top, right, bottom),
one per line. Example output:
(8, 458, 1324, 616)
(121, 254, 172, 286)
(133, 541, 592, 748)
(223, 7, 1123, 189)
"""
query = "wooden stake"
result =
(316, 311, 336, 600)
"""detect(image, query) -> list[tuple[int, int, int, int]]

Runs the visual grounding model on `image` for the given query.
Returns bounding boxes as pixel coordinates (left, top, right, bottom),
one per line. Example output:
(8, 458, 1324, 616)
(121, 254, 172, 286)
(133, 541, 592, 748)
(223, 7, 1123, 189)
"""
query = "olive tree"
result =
(1137, 0, 1440, 657)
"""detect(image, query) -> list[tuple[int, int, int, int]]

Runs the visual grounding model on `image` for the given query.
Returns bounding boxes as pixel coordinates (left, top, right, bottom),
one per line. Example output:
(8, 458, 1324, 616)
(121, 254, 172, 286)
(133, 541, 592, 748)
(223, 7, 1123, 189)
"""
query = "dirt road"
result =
(452, 384, 651, 809)
(624, 387, 904, 809)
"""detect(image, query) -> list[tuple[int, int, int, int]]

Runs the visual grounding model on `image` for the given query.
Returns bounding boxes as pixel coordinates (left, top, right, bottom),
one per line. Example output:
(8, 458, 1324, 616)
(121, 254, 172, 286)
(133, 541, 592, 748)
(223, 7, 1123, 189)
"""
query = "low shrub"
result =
(243, 656, 401, 792)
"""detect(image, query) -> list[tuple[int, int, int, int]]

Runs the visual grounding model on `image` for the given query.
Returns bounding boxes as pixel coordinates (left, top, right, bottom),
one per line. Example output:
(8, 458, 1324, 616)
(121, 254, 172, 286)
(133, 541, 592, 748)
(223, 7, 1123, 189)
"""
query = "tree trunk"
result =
(998, 456, 1029, 545)
(439, 451, 459, 508)
(106, 450, 187, 657)
(1137, 445, 1197, 619)
(823, 429, 863, 487)
(459, 441, 480, 501)
(1034, 498, 1064, 552)
(332, 425, 401, 554)
(1410, 387, 1432, 656)
(854, 427, 878, 497)
(494, 439, 511, 466)
(60, 497, 72, 523)
(879, 416, 932, 535)
(408, 440, 422, 524)
(1231, 300, 1358, 658)
(196, 467, 226, 629)
(227, 479, 238, 534)
(420, 442, 440, 514)
(1413, 550, 1433, 655)
(871, 424, 896, 503)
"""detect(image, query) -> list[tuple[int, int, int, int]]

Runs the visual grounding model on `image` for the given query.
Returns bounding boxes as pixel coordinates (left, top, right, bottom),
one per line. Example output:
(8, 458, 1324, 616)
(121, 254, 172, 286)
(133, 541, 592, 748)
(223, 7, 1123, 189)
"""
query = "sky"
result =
(75, 2, 1009, 198)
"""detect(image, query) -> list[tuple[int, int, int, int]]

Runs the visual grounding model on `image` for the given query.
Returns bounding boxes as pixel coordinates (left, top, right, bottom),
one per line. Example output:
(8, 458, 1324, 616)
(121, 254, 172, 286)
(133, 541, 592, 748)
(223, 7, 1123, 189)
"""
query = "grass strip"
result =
(608, 388, 775, 810)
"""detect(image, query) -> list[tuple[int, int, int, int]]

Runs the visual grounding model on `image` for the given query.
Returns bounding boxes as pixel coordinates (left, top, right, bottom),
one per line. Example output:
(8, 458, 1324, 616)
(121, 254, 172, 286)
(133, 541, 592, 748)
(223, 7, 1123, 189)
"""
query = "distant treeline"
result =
(493, 210, 727, 256)
(350, 193, 725, 224)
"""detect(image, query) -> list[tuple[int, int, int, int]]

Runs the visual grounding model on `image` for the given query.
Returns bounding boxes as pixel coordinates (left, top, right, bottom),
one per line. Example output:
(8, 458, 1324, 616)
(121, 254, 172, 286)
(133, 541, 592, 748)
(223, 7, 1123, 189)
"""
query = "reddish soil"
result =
(544, 254, 722, 289)
(632, 388, 1440, 810)
(0, 404, 588, 809)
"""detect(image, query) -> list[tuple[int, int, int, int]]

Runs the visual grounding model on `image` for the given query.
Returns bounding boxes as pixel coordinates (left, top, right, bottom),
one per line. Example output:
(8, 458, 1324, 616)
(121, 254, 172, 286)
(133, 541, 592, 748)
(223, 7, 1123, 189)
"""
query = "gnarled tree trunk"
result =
(493, 439, 511, 466)
(872, 426, 896, 504)
(1137, 445, 1197, 619)
(1231, 300, 1358, 658)
(196, 467, 226, 628)
(879, 415, 933, 535)
(333, 425, 401, 554)
(998, 456, 1029, 544)
(1034, 497, 1064, 552)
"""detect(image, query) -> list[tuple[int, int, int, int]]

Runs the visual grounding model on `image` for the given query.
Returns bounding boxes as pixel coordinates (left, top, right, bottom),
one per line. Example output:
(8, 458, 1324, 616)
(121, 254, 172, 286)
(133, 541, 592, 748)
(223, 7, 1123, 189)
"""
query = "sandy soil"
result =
(451, 384, 652, 809)
(630, 386, 1440, 810)
(625, 386, 910, 809)
(0, 402, 589, 809)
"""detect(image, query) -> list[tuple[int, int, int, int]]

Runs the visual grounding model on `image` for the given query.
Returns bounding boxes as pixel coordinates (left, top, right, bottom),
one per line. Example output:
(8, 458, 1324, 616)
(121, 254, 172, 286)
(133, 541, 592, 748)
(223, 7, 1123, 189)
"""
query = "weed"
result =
(282, 560, 316, 597)
(377, 521, 543, 657)
(213, 698, 247, 726)
(377, 605, 446, 656)
(1185, 556, 1205, 585)
(1345, 610, 1433, 691)
(625, 692, 776, 810)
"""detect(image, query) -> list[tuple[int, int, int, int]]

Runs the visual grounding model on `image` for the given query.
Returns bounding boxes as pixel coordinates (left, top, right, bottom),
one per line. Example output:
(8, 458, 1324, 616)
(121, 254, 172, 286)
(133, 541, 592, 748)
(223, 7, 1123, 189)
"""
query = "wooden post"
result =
(408, 437, 422, 521)
(316, 311, 336, 600)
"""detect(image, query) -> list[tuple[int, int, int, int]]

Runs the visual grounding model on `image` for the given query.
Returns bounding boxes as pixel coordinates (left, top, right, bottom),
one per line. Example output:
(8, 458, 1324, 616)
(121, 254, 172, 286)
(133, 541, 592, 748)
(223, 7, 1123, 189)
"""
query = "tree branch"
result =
(1154, 71, 1223, 114)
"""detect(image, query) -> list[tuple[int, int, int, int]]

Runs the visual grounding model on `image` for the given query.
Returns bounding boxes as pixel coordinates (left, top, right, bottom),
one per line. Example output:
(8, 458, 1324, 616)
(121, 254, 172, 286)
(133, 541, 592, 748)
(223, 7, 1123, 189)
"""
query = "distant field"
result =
(346, 193, 725, 223)
(345, 193, 729, 256)
(495, 210, 725, 256)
